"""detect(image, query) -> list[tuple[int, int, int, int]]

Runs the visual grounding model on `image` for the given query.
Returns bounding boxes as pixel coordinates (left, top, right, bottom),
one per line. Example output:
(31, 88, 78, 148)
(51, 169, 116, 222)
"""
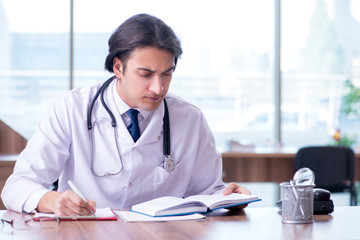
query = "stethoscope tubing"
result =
(87, 77, 172, 175)
(87, 76, 116, 130)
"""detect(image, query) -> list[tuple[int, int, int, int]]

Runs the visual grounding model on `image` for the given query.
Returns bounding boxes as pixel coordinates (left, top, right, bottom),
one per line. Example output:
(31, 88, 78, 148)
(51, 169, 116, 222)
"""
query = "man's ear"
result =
(113, 57, 123, 78)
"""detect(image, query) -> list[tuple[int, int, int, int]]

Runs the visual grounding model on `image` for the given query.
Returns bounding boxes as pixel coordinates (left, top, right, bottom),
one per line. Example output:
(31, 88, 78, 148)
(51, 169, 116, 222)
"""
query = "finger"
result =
(55, 190, 92, 216)
(57, 203, 77, 216)
(223, 182, 239, 195)
(69, 196, 97, 215)
(223, 183, 251, 195)
(67, 193, 95, 215)
(53, 191, 77, 216)
(237, 186, 251, 195)
(87, 199, 97, 214)
(68, 202, 93, 215)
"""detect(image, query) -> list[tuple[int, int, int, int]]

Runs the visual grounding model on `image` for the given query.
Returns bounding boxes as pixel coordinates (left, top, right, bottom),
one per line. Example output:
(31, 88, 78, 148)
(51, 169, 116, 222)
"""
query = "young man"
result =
(1, 14, 249, 216)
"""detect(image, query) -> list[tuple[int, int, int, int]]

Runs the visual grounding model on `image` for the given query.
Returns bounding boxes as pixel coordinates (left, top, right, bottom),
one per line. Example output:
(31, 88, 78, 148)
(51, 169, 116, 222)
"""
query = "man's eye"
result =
(163, 72, 172, 76)
(139, 72, 151, 77)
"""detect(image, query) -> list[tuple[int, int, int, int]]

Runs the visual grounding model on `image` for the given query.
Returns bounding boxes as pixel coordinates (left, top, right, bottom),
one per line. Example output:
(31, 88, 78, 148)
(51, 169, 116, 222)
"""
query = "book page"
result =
(115, 210, 205, 222)
(131, 196, 207, 216)
(186, 193, 259, 210)
(92, 207, 116, 218)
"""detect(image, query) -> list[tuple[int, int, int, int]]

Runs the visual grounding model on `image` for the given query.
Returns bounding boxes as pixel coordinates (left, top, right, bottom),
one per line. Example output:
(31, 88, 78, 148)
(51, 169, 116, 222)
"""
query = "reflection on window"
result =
(0, 0, 69, 138)
(282, 0, 360, 149)
(74, 0, 274, 151)
(1, 0, 359, 152)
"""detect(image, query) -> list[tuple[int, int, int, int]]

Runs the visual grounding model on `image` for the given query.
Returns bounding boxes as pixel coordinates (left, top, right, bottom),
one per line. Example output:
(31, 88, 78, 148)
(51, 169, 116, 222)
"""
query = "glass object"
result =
(0, 0, 70, 139)
(38, 218, 60, 229)
(1, 217, 60, 230)
(292, 167, 315, 185)
(73, 0, 274, 151)
(6, 0, 358, 151)
(280, 182, 314, 224)
(281, 0, 360, 148)
(1, 218, 34, 230)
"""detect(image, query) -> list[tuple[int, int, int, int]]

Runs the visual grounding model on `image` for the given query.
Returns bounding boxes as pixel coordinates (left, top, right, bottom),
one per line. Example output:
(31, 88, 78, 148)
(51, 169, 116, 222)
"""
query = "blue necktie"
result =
(127, 109, 140, 142)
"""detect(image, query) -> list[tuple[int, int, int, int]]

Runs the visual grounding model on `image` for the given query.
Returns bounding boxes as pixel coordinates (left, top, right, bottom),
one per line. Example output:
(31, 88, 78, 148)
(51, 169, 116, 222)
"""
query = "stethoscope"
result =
(87, 76, 176, 175)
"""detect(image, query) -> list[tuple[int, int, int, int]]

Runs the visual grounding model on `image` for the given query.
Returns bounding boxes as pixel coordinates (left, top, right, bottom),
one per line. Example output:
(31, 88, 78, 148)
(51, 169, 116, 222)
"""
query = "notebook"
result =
(115, 211, 205, 222)
(131, 193, 260, 217)
(33, 207, 117, 221)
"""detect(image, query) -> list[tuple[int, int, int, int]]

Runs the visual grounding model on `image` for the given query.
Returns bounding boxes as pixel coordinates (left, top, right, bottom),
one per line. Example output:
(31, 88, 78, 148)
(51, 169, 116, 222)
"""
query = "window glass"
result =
(0, 0, 69, 138)
(2, 0, 359, 152)
(282, 0, 360, 148)
(74, 0, 274, 151)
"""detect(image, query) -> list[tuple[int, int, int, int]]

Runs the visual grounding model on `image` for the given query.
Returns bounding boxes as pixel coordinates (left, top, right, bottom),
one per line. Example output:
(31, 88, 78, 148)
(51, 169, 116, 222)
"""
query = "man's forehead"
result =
(128, 46, 174, 59)
(126, 47, 175, 69)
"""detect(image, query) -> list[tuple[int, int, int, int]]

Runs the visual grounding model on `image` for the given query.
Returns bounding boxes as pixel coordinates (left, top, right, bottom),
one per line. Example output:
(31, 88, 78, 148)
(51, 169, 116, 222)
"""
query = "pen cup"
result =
(280, 182, 314, 224)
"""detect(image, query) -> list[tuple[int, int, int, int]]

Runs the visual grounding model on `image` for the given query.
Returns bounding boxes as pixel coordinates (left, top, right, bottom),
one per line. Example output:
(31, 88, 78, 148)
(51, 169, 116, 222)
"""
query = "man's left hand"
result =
(222, 182, 251, 210)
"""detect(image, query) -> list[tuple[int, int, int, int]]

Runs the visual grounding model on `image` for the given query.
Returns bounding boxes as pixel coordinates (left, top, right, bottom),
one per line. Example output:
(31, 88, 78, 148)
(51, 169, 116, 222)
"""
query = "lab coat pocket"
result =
(91, 118, 123, 176)
(152, 160, 186, 196)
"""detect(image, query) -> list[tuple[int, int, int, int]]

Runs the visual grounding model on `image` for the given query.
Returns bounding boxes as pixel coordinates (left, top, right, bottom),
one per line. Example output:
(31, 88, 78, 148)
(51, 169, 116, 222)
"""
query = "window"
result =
(282, 0, 360, 148)
(1, 0, 359, 152)
(0, 0, 69, 138)
(73, 0, 274, 151)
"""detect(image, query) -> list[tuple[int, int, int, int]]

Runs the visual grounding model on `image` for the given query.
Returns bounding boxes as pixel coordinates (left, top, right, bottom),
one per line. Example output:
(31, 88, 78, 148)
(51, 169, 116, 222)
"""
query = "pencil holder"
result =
(280, 182, 315, 224)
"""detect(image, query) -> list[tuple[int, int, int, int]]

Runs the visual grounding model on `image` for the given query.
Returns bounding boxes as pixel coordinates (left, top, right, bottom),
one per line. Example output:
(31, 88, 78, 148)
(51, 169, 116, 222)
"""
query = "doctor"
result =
(1, 13, 250, 216)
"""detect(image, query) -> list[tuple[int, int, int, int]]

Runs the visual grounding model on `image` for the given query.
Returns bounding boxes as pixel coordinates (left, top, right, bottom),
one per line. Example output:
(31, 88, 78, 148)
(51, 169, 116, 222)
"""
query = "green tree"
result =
(341, 80, 360, 117)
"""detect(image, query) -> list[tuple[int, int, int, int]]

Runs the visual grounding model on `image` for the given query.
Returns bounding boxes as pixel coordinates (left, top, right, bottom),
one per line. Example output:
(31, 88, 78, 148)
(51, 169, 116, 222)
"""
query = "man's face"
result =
(113, 46, 175, 111)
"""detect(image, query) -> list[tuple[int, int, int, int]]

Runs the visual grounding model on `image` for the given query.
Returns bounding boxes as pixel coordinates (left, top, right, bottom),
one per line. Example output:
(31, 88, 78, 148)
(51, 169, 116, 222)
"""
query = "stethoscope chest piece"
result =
(163, 155, 175, 173)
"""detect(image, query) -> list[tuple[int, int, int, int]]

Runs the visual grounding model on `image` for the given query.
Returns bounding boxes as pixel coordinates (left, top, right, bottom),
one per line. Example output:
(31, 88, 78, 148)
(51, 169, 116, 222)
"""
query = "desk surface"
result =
(1, 206, 359, 240)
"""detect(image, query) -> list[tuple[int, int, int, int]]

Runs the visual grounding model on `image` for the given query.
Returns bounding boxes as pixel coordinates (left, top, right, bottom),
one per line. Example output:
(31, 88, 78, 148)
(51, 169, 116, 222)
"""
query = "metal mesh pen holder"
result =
(280, 182, 315, 224)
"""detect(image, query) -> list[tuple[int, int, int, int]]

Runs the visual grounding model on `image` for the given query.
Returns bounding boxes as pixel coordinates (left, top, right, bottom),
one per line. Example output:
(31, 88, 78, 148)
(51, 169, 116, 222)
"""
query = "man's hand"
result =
(223, 182, 251, 210)
(223, 182, 251, 195)
(37, 190, 96, 216)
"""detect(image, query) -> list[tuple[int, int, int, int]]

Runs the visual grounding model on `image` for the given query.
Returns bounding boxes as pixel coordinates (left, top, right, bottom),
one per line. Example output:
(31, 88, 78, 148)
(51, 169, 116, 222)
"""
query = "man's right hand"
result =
(37, 190, 96, 216)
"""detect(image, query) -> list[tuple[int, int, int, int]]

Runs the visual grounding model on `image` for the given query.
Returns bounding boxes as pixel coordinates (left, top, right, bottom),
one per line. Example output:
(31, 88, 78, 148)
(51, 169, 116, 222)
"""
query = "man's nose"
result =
(149, 76, 163, 94)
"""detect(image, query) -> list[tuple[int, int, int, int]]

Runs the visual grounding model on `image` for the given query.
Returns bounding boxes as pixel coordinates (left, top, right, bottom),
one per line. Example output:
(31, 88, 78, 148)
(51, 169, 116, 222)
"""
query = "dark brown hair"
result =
(104, 14, 183, 73)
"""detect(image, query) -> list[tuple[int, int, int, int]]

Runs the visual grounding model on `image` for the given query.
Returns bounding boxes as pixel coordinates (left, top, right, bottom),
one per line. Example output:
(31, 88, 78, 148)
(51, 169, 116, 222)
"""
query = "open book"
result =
(115, 211, 206, 222)
(33, 207, 117, 221)
(130, 193, 260, 217)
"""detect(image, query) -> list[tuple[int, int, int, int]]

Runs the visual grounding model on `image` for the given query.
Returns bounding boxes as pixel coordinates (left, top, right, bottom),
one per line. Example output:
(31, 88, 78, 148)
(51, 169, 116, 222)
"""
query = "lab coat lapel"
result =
(92, 80, 165, 146)
(89, 83, 111, 122)
(91, 80, 132, 145)
(90, 81, 126, 176)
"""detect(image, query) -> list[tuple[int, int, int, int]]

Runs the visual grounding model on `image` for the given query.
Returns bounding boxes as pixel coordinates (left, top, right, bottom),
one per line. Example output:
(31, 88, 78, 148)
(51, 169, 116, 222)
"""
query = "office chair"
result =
(294, 146, 357, 206)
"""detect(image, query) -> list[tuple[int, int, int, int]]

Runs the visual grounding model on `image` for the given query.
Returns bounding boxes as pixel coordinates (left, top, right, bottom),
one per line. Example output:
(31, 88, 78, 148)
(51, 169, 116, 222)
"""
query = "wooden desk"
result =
(1, 151, 359, 208)
(0, 155, 16, 210)
(222, 152, 360, 183)
(1, 207, 359, 240)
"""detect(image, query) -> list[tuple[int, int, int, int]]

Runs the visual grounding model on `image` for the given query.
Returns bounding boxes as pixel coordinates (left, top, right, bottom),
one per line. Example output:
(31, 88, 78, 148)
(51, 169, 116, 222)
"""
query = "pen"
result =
(68, 180, 95, 215)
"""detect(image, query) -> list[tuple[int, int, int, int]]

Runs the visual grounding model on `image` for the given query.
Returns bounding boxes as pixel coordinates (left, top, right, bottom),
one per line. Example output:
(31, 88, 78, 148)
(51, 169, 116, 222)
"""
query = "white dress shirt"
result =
(1, 79, 225, 213)
(113, 81, 152, 135)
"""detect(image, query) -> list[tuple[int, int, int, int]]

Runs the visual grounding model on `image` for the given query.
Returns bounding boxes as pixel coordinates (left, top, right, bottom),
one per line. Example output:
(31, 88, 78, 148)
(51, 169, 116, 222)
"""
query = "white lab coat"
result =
(1, 79, 225, 213)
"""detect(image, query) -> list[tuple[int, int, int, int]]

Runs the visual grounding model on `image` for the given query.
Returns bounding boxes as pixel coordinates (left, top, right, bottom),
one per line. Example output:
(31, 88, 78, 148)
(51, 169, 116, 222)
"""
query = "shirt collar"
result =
(112, 78, 152, 121)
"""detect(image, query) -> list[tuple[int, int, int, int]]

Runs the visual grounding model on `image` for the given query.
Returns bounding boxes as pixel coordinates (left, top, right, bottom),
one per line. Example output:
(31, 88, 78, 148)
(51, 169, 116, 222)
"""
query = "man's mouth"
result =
(146, 95, 162, 101)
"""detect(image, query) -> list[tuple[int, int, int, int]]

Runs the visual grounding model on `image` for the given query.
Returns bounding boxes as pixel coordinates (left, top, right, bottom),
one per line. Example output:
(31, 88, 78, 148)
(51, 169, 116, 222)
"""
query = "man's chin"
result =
(139, 101, 163, 111)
